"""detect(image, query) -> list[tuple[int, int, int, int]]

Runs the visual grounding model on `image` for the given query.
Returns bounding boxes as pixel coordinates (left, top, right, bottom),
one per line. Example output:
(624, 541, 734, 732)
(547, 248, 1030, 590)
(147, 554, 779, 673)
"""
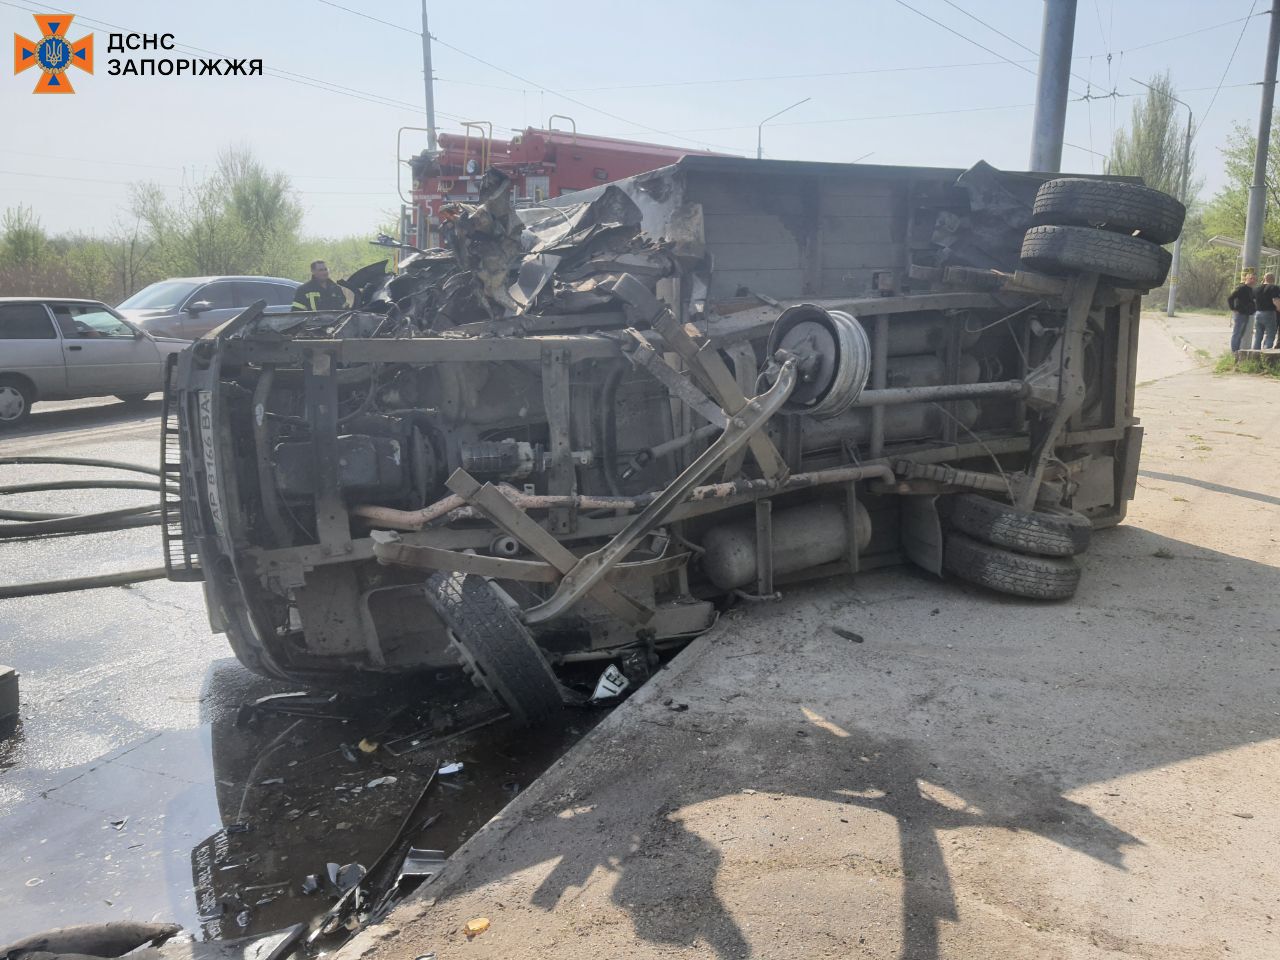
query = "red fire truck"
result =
(407, 123, 721, 247)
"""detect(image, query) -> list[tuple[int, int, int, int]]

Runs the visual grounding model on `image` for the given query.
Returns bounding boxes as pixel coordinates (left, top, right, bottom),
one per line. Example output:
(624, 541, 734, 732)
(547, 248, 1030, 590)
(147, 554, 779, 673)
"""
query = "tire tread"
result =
(1031, 178, 1185, 245)
(943, 532, 1081, 600)
(1021, 224, 1172, 287)
(425, 573, 565, 725)
(950, 493, 1091, 557)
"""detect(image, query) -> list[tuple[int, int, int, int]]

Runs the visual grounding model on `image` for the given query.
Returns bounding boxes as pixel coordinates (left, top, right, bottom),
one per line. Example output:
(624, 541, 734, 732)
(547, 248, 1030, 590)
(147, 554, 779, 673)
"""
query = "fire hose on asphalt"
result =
(0, 456, 172, 599)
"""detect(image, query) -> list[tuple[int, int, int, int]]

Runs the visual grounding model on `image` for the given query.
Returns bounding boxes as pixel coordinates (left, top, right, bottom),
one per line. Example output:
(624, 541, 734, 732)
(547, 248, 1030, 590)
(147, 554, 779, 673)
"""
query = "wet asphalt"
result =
(0, 399, 600, 943)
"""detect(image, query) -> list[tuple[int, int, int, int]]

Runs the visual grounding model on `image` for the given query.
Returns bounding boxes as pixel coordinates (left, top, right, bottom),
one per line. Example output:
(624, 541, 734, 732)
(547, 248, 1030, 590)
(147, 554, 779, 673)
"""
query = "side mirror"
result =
(187, 300, 213, 316)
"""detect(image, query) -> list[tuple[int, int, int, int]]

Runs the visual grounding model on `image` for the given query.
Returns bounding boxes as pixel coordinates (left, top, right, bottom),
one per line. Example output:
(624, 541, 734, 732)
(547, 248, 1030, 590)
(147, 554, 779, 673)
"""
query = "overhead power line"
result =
(890, 0, 1037, 78)
(674, 101, 1035, 134)
(1105, 10, 1269, 56)
(299, 0, 737, 150)
(312, 0, 419, 36)
(938, 0, 1039, 56)
(1196, 0, 1259, 137)
(429, 34, 740, 151)
(565, 58, 1040, 92)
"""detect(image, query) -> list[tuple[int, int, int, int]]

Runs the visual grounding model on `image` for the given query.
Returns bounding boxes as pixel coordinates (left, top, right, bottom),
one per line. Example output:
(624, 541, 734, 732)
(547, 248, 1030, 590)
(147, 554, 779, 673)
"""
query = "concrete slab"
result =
(343, 353, 1280, 958)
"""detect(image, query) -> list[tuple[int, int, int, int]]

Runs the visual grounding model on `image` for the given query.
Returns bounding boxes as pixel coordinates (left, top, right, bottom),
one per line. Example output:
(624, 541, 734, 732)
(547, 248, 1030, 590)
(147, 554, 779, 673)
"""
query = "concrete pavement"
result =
(343, 322, 1280, 959)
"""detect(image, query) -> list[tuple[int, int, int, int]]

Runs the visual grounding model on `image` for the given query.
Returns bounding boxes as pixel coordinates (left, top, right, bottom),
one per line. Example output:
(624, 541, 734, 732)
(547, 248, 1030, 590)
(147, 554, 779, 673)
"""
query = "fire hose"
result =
(0, 457, 172, 599)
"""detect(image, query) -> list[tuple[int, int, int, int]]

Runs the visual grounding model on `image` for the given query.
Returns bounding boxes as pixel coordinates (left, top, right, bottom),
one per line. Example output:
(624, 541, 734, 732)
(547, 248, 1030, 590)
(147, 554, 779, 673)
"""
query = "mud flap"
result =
(900, 494, 943, 576)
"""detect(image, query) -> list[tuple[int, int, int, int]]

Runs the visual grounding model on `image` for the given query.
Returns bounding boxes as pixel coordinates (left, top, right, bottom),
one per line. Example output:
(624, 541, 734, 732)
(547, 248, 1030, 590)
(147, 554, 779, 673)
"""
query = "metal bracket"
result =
(603, 272, 789, 482)
(445, 469, 654, 625)
(523, 358, 798, 625)
(1011, 272, 1099, 512)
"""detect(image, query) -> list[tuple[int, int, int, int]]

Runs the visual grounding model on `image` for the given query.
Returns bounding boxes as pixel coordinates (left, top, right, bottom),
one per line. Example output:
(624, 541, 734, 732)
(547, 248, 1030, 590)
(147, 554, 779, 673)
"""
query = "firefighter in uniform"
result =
(292, 260, 348, 311)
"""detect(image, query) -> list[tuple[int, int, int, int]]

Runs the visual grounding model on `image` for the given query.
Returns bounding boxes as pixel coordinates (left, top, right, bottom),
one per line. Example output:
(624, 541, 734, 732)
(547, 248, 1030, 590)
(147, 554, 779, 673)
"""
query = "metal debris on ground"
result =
(831, 626, 865, 643)
(435, 762, 463, 776)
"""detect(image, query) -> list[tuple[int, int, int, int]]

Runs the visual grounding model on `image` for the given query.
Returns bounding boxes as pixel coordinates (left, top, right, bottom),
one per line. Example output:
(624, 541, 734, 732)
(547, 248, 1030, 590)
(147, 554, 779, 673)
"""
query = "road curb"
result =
(336, 622, 724, 958)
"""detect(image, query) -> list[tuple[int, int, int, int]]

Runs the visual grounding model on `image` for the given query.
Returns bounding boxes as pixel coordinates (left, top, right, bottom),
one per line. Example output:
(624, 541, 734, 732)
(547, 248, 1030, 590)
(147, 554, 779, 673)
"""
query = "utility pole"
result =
(1029, 0, 1078, 172)
(1243, 0, 1280, 275)
(421, 0, 437, 154)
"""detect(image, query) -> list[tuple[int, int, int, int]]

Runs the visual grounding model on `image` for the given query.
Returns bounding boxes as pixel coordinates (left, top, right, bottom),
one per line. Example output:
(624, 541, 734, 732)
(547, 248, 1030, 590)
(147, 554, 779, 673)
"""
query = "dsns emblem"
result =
(14, 14, 93, 94)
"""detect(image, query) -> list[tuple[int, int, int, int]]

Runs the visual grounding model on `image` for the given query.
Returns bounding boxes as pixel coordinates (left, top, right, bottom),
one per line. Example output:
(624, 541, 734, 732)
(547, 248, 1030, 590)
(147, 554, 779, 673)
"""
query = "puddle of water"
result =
(0, 663, 607, 943)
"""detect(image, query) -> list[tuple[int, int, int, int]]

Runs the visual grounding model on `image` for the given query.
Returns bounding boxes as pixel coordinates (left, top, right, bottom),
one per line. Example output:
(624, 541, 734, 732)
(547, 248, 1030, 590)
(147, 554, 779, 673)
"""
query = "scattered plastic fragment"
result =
(367, 776, 398, 788)
(358, 738, 379, 753)
(25, 877, 42, 887)
(328, 862, 367, 893)
(301, 874, 321, 895)
(108, 817, 128, 830)
(437, 762, 463, 776)
(340, 743, 358, 763)
(591, 663, 630, 701)
(464, 917, 490, 938)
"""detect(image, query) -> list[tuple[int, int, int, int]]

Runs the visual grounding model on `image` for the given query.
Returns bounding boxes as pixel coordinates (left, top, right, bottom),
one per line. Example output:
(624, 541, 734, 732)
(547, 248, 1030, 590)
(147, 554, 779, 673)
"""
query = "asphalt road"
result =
(0, 397, 594, 942)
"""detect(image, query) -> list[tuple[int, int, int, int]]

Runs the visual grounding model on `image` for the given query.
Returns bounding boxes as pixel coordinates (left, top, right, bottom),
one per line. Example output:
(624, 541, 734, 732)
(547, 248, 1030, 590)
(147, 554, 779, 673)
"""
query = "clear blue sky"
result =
(0, 0, 1269, 238)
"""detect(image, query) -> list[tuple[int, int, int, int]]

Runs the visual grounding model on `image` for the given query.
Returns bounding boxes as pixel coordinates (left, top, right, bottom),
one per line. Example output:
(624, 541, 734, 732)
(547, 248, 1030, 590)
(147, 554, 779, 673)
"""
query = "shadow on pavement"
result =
(5, 398, 161, 440)
(1139, 469, 1280, 507)
(426, 522, 1277, 959)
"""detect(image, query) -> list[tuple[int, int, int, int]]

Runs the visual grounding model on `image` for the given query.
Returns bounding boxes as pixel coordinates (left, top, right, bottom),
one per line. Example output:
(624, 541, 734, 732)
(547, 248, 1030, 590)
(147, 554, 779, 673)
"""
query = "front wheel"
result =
(424, 573, 567, 727)
(0, 377, 33, 427)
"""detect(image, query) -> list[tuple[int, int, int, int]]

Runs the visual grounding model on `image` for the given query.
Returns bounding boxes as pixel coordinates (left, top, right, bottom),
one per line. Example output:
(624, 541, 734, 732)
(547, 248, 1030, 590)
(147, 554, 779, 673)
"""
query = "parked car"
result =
(0, 297, 187, 426)
(116, 275, 300, 339)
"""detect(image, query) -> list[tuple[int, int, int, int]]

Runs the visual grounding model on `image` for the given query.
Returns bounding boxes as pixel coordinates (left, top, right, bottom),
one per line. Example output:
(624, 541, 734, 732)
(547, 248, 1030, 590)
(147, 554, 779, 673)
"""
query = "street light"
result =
(1131, 77, 1192, 317)
(757, 97, 811, 160)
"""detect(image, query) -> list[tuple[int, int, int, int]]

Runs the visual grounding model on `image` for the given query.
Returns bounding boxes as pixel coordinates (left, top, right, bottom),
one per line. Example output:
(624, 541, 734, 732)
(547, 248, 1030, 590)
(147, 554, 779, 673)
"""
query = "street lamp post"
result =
(1132, 77, 1192, 317)
(757, 97, 810, 160)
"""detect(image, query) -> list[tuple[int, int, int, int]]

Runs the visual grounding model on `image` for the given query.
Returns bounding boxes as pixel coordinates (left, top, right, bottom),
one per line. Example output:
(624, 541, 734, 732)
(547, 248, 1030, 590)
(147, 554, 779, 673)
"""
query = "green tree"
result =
(1109, 72, 1192, 200)
(132, 147, 302, 277)
(1, 204, 47, 265)
(1202, 113, 1280, 249)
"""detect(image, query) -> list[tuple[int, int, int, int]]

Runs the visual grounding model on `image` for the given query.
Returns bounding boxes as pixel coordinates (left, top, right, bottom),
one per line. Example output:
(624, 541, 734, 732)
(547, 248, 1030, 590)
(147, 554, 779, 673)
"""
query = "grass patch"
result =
(1214, 351, 1280, 377)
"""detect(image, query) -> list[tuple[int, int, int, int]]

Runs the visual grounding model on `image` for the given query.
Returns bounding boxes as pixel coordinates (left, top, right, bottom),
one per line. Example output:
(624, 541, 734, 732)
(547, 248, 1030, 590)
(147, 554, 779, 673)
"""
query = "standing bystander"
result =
(1253, 272, 1280, 350)
(1229, 270, 1257, 352)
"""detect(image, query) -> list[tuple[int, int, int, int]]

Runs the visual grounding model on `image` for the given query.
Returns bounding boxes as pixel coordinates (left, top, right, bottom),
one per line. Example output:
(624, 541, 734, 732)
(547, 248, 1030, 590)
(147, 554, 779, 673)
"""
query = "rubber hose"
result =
(0, 479, 170, 495)
(0, 508, 76, 521)
(0, 456, 160, 477)
(0, 504, 161, 538)
(0, 567, 168, 600)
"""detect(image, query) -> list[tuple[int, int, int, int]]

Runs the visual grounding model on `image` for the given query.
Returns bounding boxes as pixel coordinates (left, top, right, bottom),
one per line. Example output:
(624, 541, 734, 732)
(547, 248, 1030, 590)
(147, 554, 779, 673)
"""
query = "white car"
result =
(0, 297, 188, 426)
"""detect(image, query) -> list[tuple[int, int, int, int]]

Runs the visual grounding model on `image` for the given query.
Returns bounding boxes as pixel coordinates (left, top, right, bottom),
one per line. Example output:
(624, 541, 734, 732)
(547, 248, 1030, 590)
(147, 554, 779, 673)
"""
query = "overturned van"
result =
(162, 157, 1182, 724)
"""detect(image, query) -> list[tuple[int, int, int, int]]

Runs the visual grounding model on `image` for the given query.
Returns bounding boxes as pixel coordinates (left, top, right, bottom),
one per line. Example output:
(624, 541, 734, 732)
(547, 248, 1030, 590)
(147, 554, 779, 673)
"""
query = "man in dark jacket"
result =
(1229, 270, 1256, 352)
(1254, 271, 1280, 350)
(292, 260, 348, 312)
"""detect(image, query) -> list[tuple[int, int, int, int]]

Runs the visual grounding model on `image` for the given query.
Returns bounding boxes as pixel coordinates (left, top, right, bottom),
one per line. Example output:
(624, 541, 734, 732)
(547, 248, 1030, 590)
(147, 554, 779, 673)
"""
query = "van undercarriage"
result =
(163, 157, 1180, 722)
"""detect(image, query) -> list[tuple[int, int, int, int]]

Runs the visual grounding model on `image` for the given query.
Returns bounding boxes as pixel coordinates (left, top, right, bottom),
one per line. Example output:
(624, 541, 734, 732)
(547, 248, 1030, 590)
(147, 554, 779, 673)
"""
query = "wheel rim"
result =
(0, 386, 26, 422)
